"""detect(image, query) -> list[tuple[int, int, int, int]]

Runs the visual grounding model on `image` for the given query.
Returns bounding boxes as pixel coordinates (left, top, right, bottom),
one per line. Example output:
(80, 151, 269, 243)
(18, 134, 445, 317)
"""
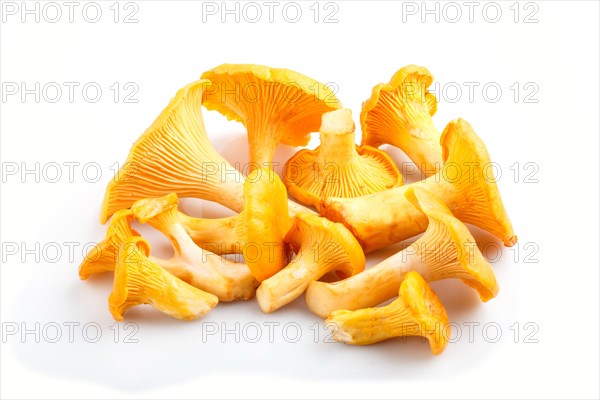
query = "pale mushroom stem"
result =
(178, 213, 245, 254)
(316, 110, 357, 166)
(256, 254, 330, 313)
(163, 223, 257, 301)
(305, 251, 422, 317)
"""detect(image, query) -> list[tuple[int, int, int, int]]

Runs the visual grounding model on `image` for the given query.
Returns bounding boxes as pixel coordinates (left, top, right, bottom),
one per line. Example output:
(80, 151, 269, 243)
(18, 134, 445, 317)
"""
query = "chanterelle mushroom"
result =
(306, 187, 498, 318)
(100, 80, 246, 223)
(100, 79, 312, 223)
(283, 108, 403, 210)
(361, 65, 441, 176)
(79, 209, 139, 280)
(131, 193, 244, 255)
(109, 237, 219, 321)
(131, 194, 258, 301)
(326, 271, 449, 355)
(201, 63, 341, 169)
(321, 118, 517, 253)
(256, 212, 365, 313)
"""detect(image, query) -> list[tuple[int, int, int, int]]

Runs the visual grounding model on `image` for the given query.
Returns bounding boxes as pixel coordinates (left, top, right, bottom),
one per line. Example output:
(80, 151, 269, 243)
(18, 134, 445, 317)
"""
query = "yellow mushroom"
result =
(131, 192, 244, 255)
(79, 209, 139, 280)
(326, 271, 449, 355)
(256, 212, 365, 313)
(283, 108, 403, 210)
(306, 187, 498, 318)
(100, 79, 312, 224)
(361, 65, 441, 176)
(321, 118, 517, 253)
(201, 65, 340, 280)
(201, 63, 341, 169)
(109, 237, 218, 321)
(131, 194, 258, 301)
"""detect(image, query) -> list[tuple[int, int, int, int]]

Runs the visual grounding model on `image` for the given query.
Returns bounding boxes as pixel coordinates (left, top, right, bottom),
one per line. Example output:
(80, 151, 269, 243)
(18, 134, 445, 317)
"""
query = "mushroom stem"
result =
(283, 108, 402, 209)
(178, 213, 245, 254)
(165, 224, 255, 299)
(316, 109, 357, 165)
(308, 256, 418, 317)
(256, 254, 331, 313)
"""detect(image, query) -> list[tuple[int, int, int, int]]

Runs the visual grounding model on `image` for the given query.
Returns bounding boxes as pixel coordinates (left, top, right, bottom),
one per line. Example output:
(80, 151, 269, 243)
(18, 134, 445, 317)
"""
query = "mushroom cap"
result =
(243, 167, 292, 281)
(285, 212, 365, 279)
(100, 79, 245, 223)
(201, 64, 341, 148)
(441, 118, 517, 247)
(284, 145, 402, 209)
(108, 236, 152, 321)
(408, 187, 499, 301)
(360, 65, 437, 148)
(79, 209, 140, 280)
(284, 108, 402, 209)
(399, 271, 449, 355)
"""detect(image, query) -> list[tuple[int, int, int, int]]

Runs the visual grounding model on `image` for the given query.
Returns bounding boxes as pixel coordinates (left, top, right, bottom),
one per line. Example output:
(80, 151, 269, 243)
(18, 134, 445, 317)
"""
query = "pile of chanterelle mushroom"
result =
(80, 64, 517, 355)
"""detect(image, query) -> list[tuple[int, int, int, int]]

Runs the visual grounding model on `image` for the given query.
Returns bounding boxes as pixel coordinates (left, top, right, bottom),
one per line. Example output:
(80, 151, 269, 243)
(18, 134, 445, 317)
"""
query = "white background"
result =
(1, 1, 599, 399)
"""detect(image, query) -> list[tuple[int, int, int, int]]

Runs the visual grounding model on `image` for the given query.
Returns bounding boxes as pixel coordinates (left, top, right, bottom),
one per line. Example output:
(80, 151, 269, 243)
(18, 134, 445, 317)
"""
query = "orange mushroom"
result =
(108, 237, 218, 321)
(256, 212, 365, 313)
(131, 194, 258, 301)
(283, 108, 402, 210)
(321, 118, 517, 253)
(79, 209, 139, 280)
(100, 79, 313, 224)
(306, 187, 498, 318)
(326, 271, 449, 355)
(361, 65, 441, 176)
(201, 64, 341, 169)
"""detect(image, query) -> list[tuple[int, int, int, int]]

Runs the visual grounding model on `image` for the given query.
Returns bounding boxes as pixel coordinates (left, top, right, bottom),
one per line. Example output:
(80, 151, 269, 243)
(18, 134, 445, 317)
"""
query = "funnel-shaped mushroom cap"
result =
(79, 210, 139, 280)
(109, 237, 219, 321)
(407, 187, 499, 301)
(361, 65, 441, 176)
(100, 79, 245, 223)
(441, 119, 517, 247)
(202, 64, 341, 167)
(327, 271, 449, 355)
(283, 108, 402, 209)
(243, 167, 292, 282)
(286, 212, 365, 280)
(256, 212, 365, 313)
